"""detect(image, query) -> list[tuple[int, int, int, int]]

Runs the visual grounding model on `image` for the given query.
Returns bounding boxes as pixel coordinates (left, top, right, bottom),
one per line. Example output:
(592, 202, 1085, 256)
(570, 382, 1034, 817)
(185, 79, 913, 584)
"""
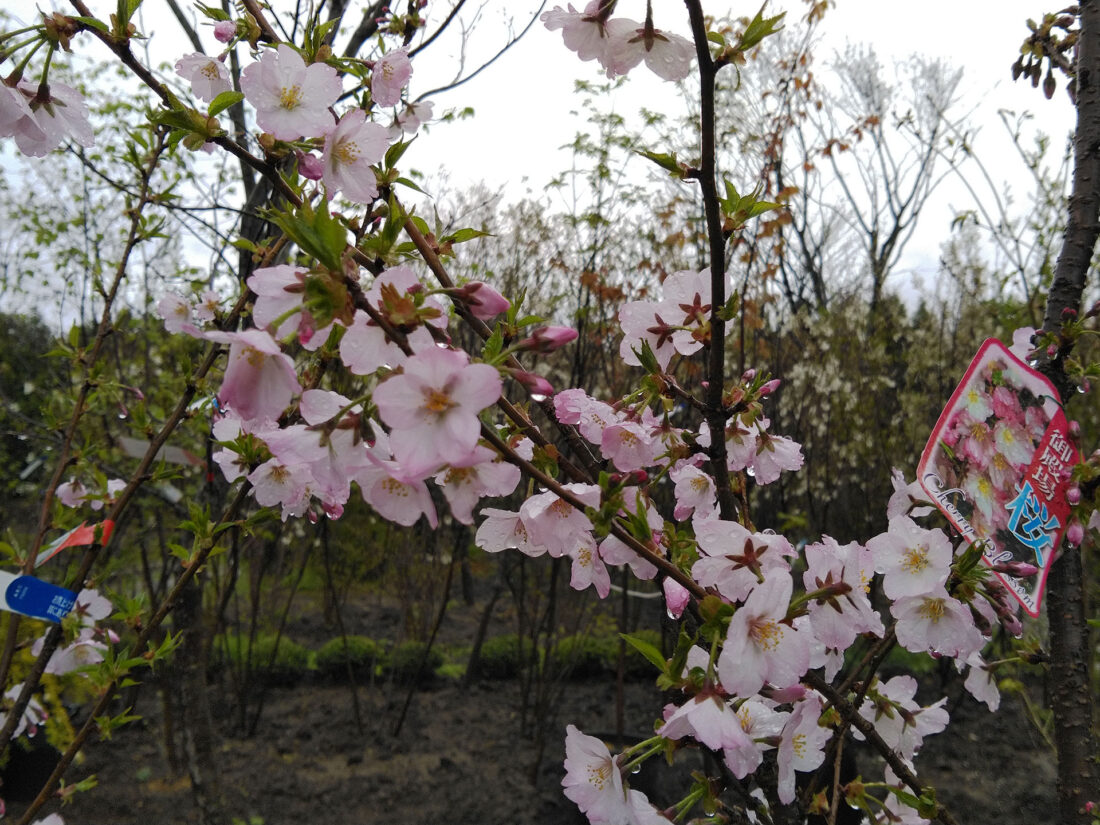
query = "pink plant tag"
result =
(917, 338, 1079, 616)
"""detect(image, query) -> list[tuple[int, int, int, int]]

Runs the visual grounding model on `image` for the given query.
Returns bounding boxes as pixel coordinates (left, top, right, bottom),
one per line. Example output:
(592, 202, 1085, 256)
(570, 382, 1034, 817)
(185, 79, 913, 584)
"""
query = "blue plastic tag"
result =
(0, 572, 77, 623)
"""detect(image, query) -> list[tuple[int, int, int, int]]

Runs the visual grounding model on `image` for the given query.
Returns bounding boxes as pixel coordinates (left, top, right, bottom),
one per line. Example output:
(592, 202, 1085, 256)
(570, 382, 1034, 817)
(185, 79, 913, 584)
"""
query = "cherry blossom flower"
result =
(601, 420, 660, 472)
(175, 53, 232, 102)
(373, 346, 501, 479)
(750, 428, 804, 484)
(8, 80, 94, 157)
(802, 536, 883, 650)
(390, 100, 433, 135)
(248, 456, 314, 518)
(475, 508, 547, 557)
(33, 627, 107, 676)
(777, 695, 830, 804)
(569, 533, 611, 597)
(248, 264, 307, 339)
(891, 588, 984, 660)
(156, 293, 193, 333)
(887, 468, 934, 518)
(692, 518, 793, 603)
(960, 651, 1000, 711)
(542, 3, 612, 64)
(323, 109, 390, 203)
(723, 698, 787, 779)
(717, 571, 809, 697)
(660, 691, 753, 753)
(602, 18, 695, 81)
(240, 44, 340, 140)
(434, 445, 521, 524)
(519, 483, 601, 558)
(204, 328, 302, 424)
(669, 461, 716, 521)
(866, 516, 952, 600)
(0, 684, 47, 738)
(562, 724, 632, 824)
(858, 675, 948, 761)
(353, 426, 438, 528)
(371, 48, 412, 106)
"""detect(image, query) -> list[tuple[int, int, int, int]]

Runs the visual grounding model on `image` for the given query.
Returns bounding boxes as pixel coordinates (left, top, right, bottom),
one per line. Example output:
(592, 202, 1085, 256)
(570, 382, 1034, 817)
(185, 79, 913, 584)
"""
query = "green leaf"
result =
(208, 90, 244, 117)
(394, 176, 425, 194)
(448, 227, 492, 244)
(738, 6, 785, 52)
(482, 324, 504, 363)
(620, 633, 666, 672)
(71, 15, 109, 32)
(635, 149, 688, 179)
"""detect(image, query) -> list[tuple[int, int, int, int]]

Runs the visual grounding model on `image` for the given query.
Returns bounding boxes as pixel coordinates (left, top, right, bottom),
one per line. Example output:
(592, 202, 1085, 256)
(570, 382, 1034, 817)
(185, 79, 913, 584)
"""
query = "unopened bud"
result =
(455, 282, 510, 320)
(1061, 306, 1077, 320)
(758, 378, 781, 397)
(662, 577, 690, 619)
(990, 560, 1041, 578)
(522, 325, 578, 352)
(1066, 520, 1084, 546)
(508, 368, 554, 398)
(1067, 486, 1082, 505)
(296, 150, 323, 180)
(741, 368, 756, 382)
(213, 20, 237, 42)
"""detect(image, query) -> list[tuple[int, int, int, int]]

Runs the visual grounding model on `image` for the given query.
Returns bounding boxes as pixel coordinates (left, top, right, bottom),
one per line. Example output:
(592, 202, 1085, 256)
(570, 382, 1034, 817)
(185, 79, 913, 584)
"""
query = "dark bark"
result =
(1040, 4, 1100, 824)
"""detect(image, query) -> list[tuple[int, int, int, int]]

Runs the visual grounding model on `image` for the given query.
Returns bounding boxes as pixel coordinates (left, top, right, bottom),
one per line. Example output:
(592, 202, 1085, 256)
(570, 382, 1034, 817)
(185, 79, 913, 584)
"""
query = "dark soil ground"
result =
(3, 587, 1061, 825)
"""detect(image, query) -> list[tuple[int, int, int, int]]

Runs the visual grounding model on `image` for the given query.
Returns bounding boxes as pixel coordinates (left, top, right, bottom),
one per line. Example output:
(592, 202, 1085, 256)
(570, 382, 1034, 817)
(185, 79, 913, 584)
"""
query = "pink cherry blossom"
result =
(777, 694, 829, 804)
(0, 684, 47, 738)
(750, 428, 804, 484)
(569, 533, 611, 598)
(157, 293, 193, 333)
(857, 675, 948, 761)
(562, 724, 632, 823)
(867, 516, 952, 600)
(887, 468, 935, 518)
(323, 109, 390, 203)
(601, 420, 659, 472)
(475, 508, 547, 557)
(660, 690, 753, 752)
(240, 44, 340, 140)
(692, 518, 793, 603)
(9, 80, 94, 157)
(961, 651, 1000, 711)
(542, 3, 612, 63)
(802, 536, 883, 650)
(175, 53, 232, 102)
(248, 264, 308, 339)
(891, 588, 984, 660)
(373, 345, 502, 479)
(434, 445, 521, 524)
(372, 48, 412, 107)
(602, 18, 695, 82)
(669, 461, 716, 521)
(353, 426, 438, 528)
(661, 577, 690, 619)
(618, 299, 676, 370)
(204, 328, 302, 423)
(390, 100, 433, 135)
(717, 571, 809, 697)
(724, 698, 787, 779)
(519, 483, 601, 558)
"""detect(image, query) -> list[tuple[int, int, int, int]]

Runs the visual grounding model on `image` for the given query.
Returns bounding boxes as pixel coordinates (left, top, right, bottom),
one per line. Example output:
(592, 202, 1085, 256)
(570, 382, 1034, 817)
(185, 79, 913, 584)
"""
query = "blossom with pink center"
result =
(802, 536, 883, 650)
(323, 109, 390, 203)
(601, 420, 660, 472)
(248, 456, 314, 518)
(602, 18, 695, 81)
(696, 418, 758, 472)
(72, 589, 112, 627)
(371, 48, 412, 106)
(240, 44, 340, 140)
(660, 691, 752, 752)
(175, 53, 232, 102)
(867, 516, 952, 600)
(857, 675, 948, 761)
(660, 268, 721, 357)
(692, 518, 793, 603)
(519, 483, 601, 558)
(669, 461, 716, 521)
(475, 508, 547, 557)
(6, 80, 94, 157)
(373, 346, 501, 479)
(717, 571, 809, 697)
(33, 627, 107, 676)
(553, 389, 620, 443)
(891, 588, 984, 660)
(434, 445, 521, 524)
(542, 3, 612, 63)
(204, 328, 301, 424)
(569, 534, 611, 598)
(353, 426, 438, 528)
(777, 695, 830, 804)
(618, 299, 676, 370)
(562, 723, 632, 823)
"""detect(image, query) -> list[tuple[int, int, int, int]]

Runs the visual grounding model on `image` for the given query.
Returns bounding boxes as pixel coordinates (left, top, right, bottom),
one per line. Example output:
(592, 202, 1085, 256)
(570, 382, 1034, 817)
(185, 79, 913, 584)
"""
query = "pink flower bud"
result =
(1068, 420, 1081, 438)
(1067, 486, 1082, 505)
(458, 282, 510, 320)
(762, 684, 807, 703)
(1061, 306, 1077, 320)
(509, 368, 554, 398)
(523, 325, 578, 352)
(662, 577, 690, 619)
(1047, 343, 1058, 357)
(296, 150, 323, 180)
(991, 561, 1041, 578)
(1067, 520, 1084, 546)
(741, 368, 756, 382)
(213, 20, 237, 42)
(758, 378, 781, 397)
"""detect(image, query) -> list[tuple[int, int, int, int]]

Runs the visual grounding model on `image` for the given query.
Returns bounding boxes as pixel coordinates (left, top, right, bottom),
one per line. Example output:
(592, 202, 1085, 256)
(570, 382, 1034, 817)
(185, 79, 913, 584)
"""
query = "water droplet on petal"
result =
(530, 393, 547, 402)
(630, 765, 641, 775)
(745, 466, 756, 478)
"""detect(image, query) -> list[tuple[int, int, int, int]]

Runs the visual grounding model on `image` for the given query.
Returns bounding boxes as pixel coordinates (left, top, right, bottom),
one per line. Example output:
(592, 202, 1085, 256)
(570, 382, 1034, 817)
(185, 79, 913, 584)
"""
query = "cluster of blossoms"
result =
(541, 1, 695, 81)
